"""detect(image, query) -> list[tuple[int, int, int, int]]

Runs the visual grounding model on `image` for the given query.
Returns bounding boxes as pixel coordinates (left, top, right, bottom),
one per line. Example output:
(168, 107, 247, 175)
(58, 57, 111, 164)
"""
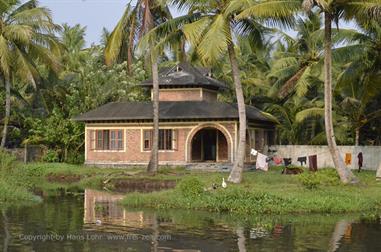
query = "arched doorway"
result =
(190, 127, 229, 162)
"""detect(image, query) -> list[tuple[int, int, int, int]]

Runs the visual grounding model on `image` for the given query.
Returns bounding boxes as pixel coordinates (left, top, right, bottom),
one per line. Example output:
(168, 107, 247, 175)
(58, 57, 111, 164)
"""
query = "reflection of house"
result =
(84, 189, 153, 227)
(75, 63, 276, 167)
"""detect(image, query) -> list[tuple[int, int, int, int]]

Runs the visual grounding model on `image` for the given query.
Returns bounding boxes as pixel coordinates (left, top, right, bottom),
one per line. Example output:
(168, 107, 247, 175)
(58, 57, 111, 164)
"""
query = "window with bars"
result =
(143, 129, 177, 151)
(90, 129, 124, 151)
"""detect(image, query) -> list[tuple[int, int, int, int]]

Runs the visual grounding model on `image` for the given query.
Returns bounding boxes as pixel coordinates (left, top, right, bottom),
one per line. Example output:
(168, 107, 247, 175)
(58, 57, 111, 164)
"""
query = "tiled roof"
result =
(74, 101, 277, 125)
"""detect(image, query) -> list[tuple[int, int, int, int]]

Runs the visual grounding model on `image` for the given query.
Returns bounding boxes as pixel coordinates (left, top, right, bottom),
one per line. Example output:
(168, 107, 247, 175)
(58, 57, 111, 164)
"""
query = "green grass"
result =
(122, 167, 381, 215)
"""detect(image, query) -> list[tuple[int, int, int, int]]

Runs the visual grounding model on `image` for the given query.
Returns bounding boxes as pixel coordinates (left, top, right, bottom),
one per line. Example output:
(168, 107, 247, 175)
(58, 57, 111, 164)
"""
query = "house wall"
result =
(85, 122, 238, 167)
(154, 88, 217, 102)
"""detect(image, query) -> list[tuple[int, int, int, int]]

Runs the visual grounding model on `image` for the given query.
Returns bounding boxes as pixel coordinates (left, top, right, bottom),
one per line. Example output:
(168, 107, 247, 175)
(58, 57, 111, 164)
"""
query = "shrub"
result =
(298, 173, 320, 189)
(42, 149, 60, 163)
(177, 177, 204, 197)
(0, 149, 17, 174)
(298, 168, 340, 189)
(66, 151, 84, 164)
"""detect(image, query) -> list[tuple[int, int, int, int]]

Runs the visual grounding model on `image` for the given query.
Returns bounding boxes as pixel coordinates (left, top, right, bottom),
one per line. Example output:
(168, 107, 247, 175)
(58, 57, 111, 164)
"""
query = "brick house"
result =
(75, 63, 277, 167)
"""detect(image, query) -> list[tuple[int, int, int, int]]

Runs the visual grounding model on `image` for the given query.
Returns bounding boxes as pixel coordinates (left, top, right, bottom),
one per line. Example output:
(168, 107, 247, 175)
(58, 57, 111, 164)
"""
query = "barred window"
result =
(143, 129, 177, 151)
(94, 129, 123, 151)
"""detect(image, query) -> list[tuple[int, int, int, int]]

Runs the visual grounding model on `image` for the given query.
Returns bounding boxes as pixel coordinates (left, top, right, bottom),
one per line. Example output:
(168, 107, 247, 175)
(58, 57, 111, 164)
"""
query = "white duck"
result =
(222, 178, 227, 188)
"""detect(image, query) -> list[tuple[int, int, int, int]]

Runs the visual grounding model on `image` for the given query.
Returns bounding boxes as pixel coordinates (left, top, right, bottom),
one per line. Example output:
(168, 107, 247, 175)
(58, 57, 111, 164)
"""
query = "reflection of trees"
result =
(236, 227, 246, 252)
(2, 210, 10, 252)
(328, 220, 353, 252)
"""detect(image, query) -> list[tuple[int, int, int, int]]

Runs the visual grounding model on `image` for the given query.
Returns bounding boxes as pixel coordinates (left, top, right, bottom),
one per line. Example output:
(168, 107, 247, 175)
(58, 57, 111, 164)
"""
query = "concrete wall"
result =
(270, 145, 381, 170)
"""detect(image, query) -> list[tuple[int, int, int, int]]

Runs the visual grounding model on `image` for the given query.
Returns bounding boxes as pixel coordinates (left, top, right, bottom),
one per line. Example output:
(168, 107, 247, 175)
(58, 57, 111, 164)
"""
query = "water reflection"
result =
(84, 189, 152, 228)
(0, 189, 380, 251)
(328, 220, 353, 252)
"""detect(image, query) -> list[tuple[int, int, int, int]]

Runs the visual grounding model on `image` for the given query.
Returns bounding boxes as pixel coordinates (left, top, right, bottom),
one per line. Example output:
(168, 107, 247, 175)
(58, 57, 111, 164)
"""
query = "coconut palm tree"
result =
(106, 1, 172, 174)
(0, 0, 61, 148)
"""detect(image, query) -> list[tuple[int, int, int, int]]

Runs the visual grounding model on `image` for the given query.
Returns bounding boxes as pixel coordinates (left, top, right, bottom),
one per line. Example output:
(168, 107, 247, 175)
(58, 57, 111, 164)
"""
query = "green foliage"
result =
(298, 169, 341, 189)
(177, 177, 204, 197)
(42, 149, 60, 163)
(0, 150, 16, 174)
(0, 151, 40, 206)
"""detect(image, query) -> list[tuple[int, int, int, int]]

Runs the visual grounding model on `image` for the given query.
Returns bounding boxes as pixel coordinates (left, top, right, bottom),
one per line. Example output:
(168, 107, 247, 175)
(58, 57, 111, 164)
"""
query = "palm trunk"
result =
(147, 50, 159, 174)
(324, 12, 356, 184)
(1, 77, 10, 148)
(227, 43, 246, 184)
(376, 162, 381, 180)
(355, 127, 360, 146)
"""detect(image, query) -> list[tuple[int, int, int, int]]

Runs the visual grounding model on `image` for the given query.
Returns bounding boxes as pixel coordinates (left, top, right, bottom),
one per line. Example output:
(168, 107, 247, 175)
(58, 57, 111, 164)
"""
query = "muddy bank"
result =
(108, 178, 176, 193)
(46, 174, 82, 183)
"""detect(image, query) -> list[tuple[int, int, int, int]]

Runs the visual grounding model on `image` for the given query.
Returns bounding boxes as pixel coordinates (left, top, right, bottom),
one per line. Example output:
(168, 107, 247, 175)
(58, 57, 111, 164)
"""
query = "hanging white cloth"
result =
(250, 148, 258, 156)
(256, 153, 269, 171)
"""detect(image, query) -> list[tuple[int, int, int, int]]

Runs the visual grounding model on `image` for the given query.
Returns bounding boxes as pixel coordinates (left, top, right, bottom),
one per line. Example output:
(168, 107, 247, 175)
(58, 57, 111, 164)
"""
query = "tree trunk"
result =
(355, 127, 360, 146)
(227, 43, 246, 184)
(376, 162, 381, 181)
(147, 51, 159, 174)
(324, 12, 356, 184)
(1, 77, 10, 148)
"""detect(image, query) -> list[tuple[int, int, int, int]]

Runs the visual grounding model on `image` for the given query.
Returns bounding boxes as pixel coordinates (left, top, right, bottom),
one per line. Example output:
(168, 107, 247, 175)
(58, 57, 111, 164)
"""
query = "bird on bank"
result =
(222, 178, 227, 188)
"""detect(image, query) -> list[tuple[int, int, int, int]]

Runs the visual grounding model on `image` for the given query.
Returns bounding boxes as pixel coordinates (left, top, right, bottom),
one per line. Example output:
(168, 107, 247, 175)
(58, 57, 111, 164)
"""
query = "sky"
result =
(39, 0, 181, 46)
(39, 0, 357, 46)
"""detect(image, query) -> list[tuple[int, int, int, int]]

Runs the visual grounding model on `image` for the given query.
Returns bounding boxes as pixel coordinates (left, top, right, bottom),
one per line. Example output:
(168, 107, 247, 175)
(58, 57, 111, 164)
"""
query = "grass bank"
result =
(1, 150, 380, 214)
(122, 167, 381, 215)
(0, 150, 40, 206)
(0, 150, 181, 205)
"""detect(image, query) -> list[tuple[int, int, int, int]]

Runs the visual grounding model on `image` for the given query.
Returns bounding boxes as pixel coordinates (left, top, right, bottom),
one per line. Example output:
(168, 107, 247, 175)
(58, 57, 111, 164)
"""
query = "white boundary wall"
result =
(270, 145, 381, 170)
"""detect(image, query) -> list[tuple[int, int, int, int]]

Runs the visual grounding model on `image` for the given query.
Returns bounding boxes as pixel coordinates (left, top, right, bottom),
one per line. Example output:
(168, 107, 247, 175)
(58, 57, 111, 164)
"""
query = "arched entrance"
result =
(190, 127, 229, 162)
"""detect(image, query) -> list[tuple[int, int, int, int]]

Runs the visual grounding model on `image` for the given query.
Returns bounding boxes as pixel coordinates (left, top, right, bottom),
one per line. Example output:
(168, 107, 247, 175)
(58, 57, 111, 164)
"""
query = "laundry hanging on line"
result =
(273, 157, 283, 165)
(283, 158, 292, 167)
(345, 153, 352, 166)
(308, 155, 318, 172)
(256, 153, 269, 171)
(297, 156, 307, 166)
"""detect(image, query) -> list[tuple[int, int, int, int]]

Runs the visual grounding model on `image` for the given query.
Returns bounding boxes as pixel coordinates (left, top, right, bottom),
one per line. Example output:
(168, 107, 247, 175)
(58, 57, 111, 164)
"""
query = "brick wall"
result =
(158, 89, 201, 101)
(156, 88, 217, 102)
(85, 122, 238, 166)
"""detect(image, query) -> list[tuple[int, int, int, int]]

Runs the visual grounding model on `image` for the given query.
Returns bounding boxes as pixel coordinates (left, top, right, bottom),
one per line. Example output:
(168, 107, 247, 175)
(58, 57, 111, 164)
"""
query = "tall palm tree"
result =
(0, 0, 60, 148)
(155, 0, 298, 183)
(298, 0, 381, 183)
(106, 1, 172, 174)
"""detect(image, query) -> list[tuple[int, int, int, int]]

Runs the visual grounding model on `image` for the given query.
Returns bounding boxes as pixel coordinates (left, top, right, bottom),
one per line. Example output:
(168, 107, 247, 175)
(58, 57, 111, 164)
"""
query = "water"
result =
(1, 189, 380, 252)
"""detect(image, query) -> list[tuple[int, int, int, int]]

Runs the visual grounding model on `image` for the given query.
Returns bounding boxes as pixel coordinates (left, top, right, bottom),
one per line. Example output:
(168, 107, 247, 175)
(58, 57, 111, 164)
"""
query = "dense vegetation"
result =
(0, 0, 380, 165)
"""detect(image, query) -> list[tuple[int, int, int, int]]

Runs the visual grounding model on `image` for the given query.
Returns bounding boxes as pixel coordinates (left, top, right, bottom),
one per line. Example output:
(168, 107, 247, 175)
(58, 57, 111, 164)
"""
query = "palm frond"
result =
(197, 14, 231, 63)
(295, 107, 324, 123)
